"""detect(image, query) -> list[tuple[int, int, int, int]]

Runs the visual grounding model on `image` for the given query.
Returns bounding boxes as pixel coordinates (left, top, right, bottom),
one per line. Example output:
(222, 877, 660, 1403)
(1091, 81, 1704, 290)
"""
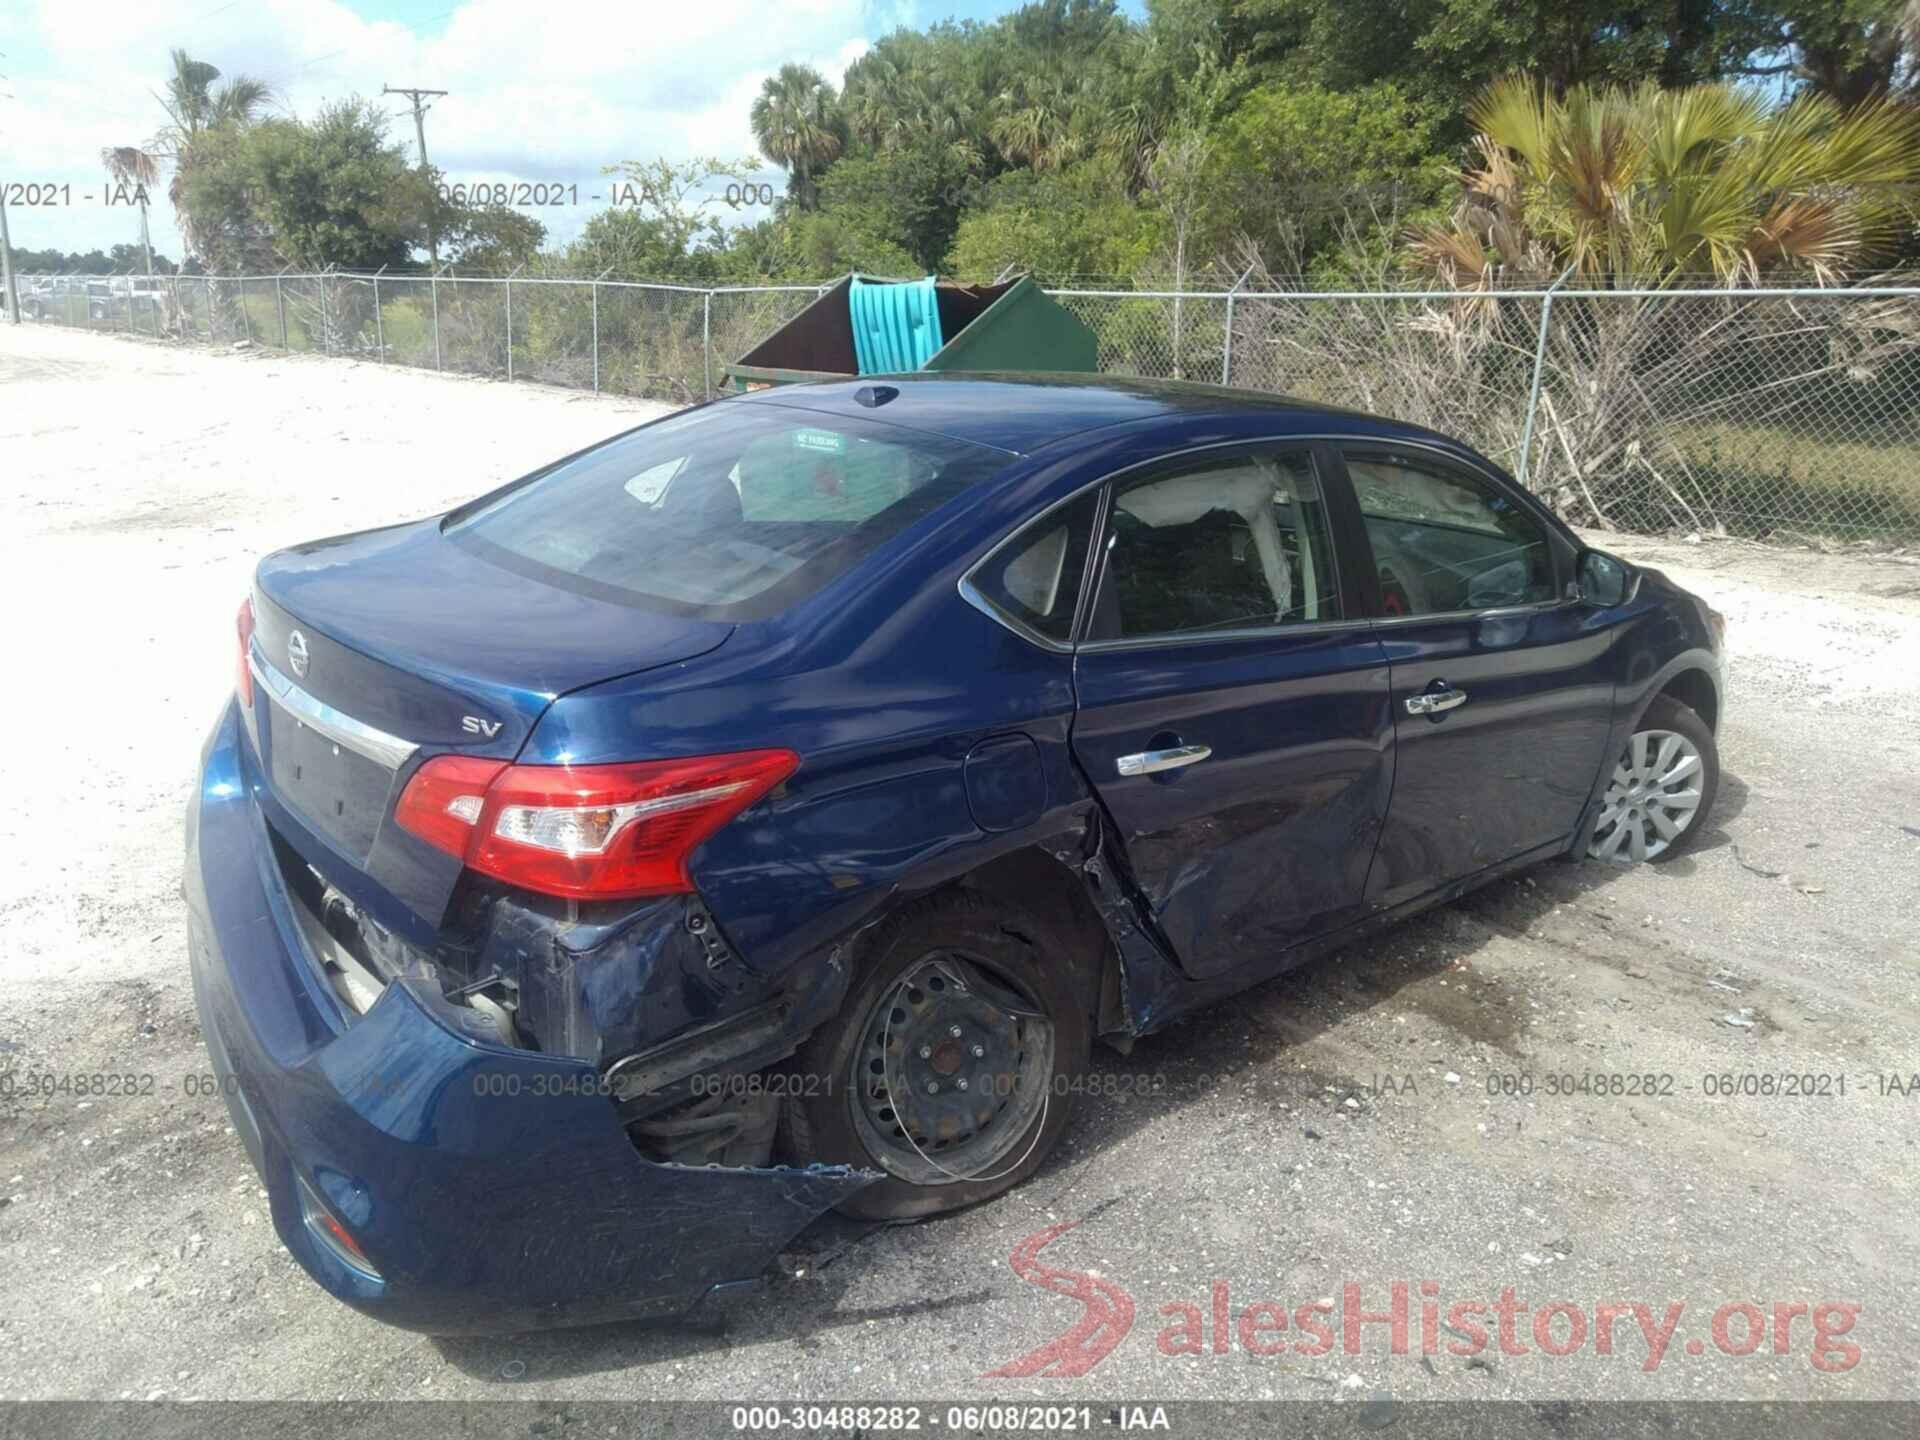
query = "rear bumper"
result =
(184, 699, 873, 1334)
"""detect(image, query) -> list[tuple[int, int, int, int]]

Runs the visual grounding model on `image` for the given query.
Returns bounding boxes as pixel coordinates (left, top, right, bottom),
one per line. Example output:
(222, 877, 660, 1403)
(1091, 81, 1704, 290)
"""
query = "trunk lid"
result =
(246, 518, 732, 922)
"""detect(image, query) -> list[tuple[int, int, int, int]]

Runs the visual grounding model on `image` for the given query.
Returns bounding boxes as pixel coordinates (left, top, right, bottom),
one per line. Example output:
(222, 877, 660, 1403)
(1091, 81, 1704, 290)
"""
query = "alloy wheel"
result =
(1589, 728, 1705, 863)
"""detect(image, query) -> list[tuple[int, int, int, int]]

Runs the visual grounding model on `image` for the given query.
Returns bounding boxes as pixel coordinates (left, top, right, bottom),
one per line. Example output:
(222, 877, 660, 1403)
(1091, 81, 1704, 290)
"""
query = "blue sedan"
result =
(185, 373, 1724, 1333)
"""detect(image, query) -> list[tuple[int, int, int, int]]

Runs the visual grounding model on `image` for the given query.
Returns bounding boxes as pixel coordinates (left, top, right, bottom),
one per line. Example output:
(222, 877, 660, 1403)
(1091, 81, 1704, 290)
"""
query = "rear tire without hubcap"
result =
(1588, 694, 1718, 865)
(781, 891, 1090, 1220)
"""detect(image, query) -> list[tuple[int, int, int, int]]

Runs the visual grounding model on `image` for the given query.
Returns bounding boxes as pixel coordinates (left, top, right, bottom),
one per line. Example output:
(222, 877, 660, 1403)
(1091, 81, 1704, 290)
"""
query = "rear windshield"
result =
(446, 403, 1008, 618)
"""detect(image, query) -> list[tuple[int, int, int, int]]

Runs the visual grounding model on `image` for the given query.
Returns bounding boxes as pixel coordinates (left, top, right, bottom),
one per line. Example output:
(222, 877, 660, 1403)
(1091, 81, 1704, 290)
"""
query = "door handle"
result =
(1116, 743, 1212, 777)
(1406, 688, 1468, 716)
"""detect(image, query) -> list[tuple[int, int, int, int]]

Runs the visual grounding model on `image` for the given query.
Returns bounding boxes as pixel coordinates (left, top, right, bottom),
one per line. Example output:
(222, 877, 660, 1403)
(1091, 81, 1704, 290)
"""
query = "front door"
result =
(1070, 444, 1393, 979)
(1335, 443, 1618, 906)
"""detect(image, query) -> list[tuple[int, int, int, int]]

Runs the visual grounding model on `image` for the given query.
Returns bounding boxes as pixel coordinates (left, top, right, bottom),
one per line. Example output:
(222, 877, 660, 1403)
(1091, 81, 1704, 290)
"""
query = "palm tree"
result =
(750, 64, 846, 210)
(152, 48, 272, 145)
(100, 146, 162, 276)
(1410, 75, 1920, 288)
(989, 71, 1087, 173)
(145, 50, 274, 269)
(843, 53, 910, 151)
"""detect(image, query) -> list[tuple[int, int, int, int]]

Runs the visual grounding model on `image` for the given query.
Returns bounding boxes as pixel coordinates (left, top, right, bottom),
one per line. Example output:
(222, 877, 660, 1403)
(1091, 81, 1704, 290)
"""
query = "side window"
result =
(969, 490, 1101, 643)
(1345, 450, 1555, 615)
(1091, 449, 1341, 642)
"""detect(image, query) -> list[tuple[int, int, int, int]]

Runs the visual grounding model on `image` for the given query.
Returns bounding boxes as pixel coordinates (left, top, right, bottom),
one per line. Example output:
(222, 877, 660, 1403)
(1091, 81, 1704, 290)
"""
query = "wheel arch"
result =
(1566, 647, 1723, 858)
(945, 847, 1128, 1041)
(1653, 664, 1720, 734)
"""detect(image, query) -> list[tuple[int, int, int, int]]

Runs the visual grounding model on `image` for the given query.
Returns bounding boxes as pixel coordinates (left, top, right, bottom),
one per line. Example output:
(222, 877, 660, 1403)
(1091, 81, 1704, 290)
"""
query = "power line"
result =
(188, 1, 249, 24)
(258, 7, 460, 92)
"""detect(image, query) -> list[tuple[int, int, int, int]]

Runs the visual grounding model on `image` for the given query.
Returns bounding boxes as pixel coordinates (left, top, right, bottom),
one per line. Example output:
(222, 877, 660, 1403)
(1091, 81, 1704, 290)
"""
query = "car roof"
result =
(729, 371, 1394, 458)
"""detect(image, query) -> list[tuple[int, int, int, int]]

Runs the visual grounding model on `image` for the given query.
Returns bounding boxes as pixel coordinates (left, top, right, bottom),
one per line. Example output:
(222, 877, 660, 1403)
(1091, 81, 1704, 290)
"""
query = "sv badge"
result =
(461, 716, 504, 738)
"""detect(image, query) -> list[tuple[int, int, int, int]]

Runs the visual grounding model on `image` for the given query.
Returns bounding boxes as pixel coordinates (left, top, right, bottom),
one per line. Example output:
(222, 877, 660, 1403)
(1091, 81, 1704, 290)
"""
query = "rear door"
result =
(1333, 442, 1617, 905)
(1068, 443, 1393, 978)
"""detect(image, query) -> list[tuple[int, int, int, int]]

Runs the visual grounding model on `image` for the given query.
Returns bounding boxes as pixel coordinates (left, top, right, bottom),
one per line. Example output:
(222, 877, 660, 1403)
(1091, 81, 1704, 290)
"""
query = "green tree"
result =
(842, 3, 1140, 179)
(751, 64, 848, 209)
(1752, 1, 1920, 103)
(1409, 1, 1755, 99)
(945, 158, 1160, 279)
(582, 158, 756, 276)
(1149, 2, 1788, 140)
(777, 209, 923, 278)
(843, 31, 984, 161)
(15, 248, 118, 273)
(173, 122, 277, 272)
(443, 205, 548, 271)
(108, 243, 177, 273)
(242, 100, 433, 271)
(1212, 80, 1454, 267)
(566, 209, 698, 277)
(792, 139, 983, 272)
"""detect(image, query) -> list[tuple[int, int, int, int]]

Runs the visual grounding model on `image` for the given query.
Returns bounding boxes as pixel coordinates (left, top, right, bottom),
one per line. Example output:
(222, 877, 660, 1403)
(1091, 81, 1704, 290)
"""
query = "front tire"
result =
(782, 891, 1091, 1220)
(1588, 694, 1719, 864)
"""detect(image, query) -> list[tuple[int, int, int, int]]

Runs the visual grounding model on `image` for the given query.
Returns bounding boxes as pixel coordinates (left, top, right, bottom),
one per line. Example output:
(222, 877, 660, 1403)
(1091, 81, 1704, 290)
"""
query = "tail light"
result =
(236, 597, 257, 705)
(394, 748, 799, 900)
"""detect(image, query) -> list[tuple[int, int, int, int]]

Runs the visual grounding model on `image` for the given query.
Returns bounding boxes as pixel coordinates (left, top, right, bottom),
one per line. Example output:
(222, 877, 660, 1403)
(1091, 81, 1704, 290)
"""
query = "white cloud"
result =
(5, 0, 901, 263)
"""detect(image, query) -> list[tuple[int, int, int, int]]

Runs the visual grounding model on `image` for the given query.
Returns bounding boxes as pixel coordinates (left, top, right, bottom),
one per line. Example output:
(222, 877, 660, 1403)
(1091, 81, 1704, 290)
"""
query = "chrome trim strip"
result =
(1367, 598, 1574, 627)
(1077, 616, 1365, 654)
(249, 651, 419, 771)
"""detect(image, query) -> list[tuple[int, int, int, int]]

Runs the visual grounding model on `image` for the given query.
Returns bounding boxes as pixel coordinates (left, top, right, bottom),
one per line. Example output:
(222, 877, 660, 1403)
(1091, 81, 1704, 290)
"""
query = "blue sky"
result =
(1, 0, 1148, 263)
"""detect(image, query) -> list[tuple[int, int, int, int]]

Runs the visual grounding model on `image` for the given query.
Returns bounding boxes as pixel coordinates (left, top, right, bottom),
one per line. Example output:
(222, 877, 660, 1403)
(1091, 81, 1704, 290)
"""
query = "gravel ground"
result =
(2, 322, 1918, 1410)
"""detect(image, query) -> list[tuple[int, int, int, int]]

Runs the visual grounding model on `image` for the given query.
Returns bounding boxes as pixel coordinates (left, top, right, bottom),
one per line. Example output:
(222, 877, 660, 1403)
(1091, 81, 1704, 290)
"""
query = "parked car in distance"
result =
(83, 279, 114, 323)
(73, 275, 166, 325)
(186, 373, 1725, 1334)
(119, 275, 167, 320)
(21, 276, 74, 322)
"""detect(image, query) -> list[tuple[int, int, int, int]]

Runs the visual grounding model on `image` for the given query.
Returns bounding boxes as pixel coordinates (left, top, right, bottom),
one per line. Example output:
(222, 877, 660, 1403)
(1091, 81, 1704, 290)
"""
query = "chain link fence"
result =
(14, 270, 1919, 543)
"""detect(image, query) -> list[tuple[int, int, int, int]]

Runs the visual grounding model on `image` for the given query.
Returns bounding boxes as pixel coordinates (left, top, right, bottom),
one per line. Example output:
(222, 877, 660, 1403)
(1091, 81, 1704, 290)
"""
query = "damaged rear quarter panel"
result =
(188, 703, 880, 1336)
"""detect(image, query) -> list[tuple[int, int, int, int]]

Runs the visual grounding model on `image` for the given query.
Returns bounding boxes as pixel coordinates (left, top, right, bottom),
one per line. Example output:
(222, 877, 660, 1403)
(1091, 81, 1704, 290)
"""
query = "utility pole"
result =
(0, 54, 17, 323)
(383, 84, 448, 268)
(0, 189, 18, 325)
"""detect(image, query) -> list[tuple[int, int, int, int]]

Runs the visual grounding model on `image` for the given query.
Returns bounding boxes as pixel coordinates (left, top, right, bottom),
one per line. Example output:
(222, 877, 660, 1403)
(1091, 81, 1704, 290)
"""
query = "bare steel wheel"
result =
(1589, 695, 1718, 865)
(851, 954, 1053, 1186)
(781, 891, 1090, 1220)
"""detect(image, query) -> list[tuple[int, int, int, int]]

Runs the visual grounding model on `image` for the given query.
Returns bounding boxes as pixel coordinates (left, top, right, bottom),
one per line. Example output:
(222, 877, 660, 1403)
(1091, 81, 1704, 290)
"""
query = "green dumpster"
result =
(725, 274, 1096, 392)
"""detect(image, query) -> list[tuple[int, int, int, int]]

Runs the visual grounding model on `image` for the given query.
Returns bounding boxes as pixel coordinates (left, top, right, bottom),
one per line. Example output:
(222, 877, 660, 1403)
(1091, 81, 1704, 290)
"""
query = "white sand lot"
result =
(0, 325, 668, 987)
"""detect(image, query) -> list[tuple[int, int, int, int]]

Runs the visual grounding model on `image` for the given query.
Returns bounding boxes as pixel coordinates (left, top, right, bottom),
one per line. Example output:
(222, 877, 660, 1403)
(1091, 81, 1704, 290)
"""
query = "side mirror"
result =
(1576, 549, 1633, 608)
